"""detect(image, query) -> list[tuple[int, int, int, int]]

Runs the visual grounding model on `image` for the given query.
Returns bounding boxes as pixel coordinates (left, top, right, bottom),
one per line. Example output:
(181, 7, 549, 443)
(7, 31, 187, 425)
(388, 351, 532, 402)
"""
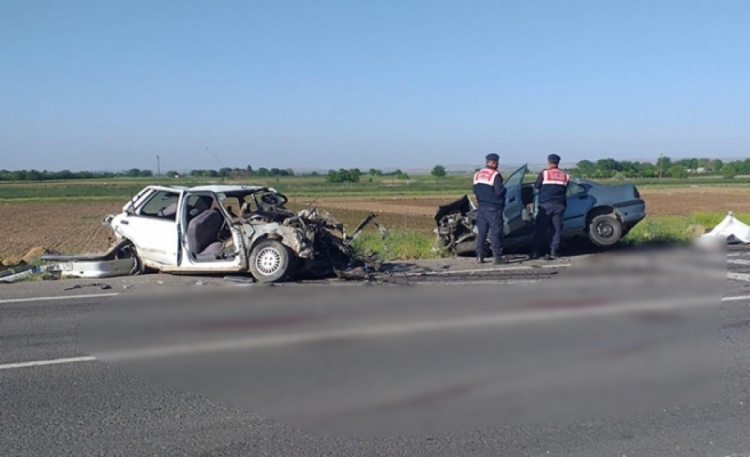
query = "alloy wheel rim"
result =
(256, 247, 282, 275)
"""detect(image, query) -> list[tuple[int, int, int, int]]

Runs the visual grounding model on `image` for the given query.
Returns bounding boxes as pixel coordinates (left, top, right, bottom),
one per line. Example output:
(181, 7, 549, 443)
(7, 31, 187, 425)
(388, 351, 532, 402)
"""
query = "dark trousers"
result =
(476, 206, 504, 256)
(533, 202, 565, 253)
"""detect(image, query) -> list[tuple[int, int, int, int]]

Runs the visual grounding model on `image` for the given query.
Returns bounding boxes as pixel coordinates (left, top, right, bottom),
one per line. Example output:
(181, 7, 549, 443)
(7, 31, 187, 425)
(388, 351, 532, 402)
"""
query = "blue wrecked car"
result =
(434, 163, 647, 256)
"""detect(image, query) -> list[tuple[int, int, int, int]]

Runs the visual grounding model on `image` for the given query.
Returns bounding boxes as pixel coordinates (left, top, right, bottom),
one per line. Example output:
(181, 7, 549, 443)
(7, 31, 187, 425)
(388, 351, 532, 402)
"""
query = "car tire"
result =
(588, 214, 623, 247)
(454, 240, 478, 257)
(249, 239, 293, 283)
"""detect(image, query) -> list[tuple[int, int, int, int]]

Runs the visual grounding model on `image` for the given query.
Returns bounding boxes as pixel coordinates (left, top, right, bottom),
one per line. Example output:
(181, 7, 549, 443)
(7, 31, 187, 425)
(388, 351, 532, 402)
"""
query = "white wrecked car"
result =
(45, 185, 386, 283)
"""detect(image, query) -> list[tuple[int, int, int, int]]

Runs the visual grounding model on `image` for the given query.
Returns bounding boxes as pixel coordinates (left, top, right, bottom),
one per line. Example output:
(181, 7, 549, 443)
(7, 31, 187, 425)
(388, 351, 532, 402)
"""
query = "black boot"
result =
(494, 251, 508, 265)
(477, 254, 484, 264)
(550, 248, 559, 259)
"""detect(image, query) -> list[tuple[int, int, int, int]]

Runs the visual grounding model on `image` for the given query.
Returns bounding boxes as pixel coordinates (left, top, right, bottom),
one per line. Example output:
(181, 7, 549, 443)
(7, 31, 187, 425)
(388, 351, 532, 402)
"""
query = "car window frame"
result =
(566, 181, 586, 197)
(136, 190, 182, 220)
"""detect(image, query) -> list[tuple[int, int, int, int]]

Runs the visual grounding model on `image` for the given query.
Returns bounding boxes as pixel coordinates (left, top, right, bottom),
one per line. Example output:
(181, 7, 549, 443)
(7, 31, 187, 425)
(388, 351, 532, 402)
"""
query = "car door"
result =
(123, 189, 182, 267)
(502, 163, 529, 236)
(562, 181, 595, 233)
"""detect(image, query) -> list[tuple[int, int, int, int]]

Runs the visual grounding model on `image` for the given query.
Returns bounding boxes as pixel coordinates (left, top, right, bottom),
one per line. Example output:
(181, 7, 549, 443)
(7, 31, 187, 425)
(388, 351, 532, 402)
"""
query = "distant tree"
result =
(667, 165, 688, 179)
(27, 170, 43, 181)
(722, 164, 737, 179)
(576, 160, 595, 173)
(166, 170, 178, 177)
(640, 165, 657, 178)
(325, 169, 359, 184)
(431, 164, 447, 178)
(368, 168, 383, 176)
(656, 156, 672, 174)
(595, 158, 619, 172)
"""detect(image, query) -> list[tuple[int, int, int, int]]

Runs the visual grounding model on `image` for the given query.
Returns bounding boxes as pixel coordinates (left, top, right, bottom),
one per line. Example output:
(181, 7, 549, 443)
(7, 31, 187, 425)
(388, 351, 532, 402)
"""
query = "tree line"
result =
(564, 157, 750, 179)
(1, 156, 749, 182)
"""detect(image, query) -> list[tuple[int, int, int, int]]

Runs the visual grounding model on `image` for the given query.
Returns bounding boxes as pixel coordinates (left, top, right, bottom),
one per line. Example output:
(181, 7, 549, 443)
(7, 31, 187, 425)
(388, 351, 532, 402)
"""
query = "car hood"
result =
(434, 195, 474, 223)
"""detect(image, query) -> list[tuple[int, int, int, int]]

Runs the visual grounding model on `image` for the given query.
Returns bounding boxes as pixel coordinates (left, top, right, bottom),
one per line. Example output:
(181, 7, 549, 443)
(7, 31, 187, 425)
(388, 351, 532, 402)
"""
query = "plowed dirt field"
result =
(0, 186, 747, 257)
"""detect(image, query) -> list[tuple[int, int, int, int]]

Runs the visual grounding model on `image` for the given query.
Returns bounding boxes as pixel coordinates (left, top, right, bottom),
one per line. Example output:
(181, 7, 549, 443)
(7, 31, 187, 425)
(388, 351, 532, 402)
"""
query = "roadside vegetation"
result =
(352, 230, 441, 261)
(622, 212, 749, 246)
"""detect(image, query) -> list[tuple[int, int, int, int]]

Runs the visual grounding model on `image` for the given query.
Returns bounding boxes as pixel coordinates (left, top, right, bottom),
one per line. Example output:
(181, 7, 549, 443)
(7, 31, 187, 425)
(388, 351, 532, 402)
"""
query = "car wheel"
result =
(249, 240, 293, 283)
(588, 214, 623, 247)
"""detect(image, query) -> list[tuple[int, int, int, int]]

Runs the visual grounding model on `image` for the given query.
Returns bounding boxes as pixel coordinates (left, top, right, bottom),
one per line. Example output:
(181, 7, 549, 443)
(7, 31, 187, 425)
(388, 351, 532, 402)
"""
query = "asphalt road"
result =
(2, 249, 750, 457)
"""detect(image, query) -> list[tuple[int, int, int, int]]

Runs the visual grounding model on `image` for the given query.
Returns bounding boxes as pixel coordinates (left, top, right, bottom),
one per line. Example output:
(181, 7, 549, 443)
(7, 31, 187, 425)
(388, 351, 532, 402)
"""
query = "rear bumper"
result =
(614, 199, 646, 226)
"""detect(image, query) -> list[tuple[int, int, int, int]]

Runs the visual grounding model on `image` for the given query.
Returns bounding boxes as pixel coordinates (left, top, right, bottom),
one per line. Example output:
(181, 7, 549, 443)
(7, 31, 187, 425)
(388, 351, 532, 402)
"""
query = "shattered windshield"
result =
(219, 190, 289, 216)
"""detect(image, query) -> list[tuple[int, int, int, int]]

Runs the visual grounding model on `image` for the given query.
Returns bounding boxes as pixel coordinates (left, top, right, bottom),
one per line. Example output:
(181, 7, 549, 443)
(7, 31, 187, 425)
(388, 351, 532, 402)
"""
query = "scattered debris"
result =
(0, 266, 40, 283)
(64, 283, 112, 291)
(0, 262, 67, 283)
(224, 275, 255, 284)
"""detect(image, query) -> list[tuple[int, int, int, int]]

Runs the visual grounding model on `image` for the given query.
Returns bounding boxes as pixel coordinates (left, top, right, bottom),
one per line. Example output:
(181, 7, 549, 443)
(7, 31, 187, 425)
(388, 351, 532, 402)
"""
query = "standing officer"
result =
(473, 153, 508, 264)
(531, 153, 569, 260)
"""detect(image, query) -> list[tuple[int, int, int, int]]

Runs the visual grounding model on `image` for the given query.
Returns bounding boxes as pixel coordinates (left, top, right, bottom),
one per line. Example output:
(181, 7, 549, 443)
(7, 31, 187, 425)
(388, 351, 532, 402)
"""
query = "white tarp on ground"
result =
(700, 211, 750, 244)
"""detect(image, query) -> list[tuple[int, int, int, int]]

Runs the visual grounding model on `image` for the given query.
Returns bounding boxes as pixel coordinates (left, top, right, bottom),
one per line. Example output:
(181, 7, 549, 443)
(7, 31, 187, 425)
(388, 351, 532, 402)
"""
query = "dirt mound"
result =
(1, 256, 23, 268)
(22, 246, 50, 264)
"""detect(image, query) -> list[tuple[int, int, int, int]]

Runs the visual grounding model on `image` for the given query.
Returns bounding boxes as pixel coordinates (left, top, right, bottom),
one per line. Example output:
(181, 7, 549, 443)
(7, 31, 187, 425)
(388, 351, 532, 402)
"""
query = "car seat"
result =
(157, 202, 178, 219)
(187, 208, 225, 261)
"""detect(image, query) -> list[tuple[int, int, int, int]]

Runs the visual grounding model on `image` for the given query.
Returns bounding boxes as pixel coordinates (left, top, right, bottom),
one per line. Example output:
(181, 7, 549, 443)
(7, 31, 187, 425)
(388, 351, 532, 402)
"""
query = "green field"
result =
(2, 173, 750, 202)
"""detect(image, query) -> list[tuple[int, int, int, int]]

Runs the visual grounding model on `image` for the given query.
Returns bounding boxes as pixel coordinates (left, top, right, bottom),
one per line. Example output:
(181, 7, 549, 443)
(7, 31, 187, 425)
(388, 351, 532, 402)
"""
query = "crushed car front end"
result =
(434, 195, 479, 255)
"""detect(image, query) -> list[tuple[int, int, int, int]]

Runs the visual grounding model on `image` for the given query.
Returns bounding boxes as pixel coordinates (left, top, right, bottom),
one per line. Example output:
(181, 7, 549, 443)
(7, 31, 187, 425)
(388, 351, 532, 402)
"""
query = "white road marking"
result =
(728, 273, 750, 282)
(0, 293, 120, 305)
(0, 356, 97, 370)
(722, 295, 750, 302)
(728, 259, 750, 266)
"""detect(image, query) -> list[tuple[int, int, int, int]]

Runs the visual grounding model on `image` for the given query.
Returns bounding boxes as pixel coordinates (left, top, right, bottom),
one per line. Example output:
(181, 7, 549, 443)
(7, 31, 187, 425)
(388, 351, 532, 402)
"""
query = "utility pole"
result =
(659, 152, 663, 185)
(156, 155, 161, 184)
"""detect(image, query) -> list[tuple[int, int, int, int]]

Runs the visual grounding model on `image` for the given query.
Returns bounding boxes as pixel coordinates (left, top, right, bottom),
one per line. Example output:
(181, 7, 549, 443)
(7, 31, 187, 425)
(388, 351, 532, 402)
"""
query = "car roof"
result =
(148, 184, 273, 193)
(188, 184, 268, 193)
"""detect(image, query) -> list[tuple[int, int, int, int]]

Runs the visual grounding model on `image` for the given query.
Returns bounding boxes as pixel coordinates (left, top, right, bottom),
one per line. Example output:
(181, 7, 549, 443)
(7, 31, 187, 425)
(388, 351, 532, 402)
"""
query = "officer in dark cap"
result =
(473, 153, 508, 264)
(531, 153, 570, 260)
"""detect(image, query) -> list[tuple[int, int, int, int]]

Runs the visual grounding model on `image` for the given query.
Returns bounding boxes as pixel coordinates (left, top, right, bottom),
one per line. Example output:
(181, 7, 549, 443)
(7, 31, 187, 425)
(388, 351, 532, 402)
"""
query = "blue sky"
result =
(1, 0, 748, 172)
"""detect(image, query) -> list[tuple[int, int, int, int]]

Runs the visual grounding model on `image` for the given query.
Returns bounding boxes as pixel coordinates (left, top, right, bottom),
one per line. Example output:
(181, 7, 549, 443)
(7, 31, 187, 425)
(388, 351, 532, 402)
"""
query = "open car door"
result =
(502, 163, 529, 236)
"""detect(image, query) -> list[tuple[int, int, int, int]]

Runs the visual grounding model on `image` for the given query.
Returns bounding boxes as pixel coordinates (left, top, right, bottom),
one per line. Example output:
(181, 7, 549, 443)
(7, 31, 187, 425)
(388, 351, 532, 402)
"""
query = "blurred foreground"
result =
(79, 244, 724, 438)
